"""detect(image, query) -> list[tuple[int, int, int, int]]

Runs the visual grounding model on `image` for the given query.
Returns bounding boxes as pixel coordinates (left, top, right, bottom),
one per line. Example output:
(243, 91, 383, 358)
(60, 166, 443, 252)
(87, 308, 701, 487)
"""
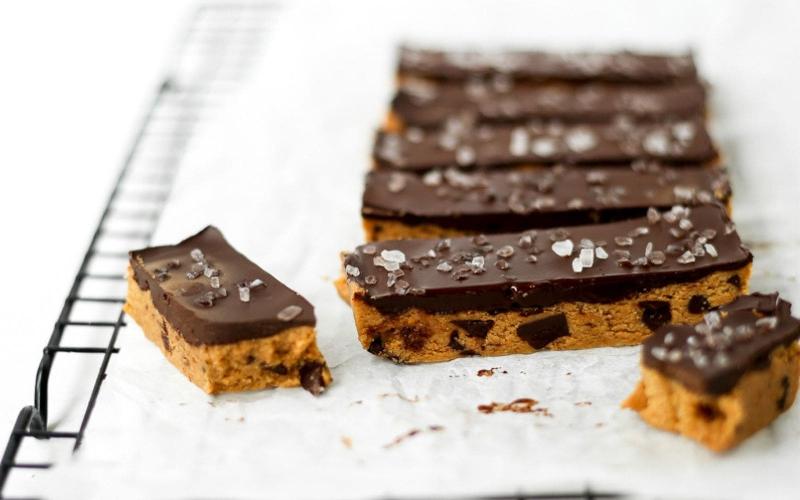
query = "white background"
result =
(0, 0, 192, 442)
(2, 1, 800, 499)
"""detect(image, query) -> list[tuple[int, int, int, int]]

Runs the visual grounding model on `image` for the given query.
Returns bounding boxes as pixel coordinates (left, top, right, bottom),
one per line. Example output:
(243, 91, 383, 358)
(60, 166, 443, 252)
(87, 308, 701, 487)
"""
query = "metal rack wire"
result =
(0, 2, 276, 498)
(0, 2, 616, 499)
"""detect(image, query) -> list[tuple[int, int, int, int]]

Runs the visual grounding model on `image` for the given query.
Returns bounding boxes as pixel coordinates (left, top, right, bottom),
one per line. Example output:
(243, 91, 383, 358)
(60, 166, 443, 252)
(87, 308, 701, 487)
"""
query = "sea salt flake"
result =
(551, 239, 574, 257)
(672, 121, 696, 143)
(571, 257, 583, 273)
(664, 332, 675, 345)
(436, 261, 453, 273)
(470, 255, 486, 274)
(614, 236, 633, 247)
(509, 127, 529, 156)
(647, 207, 661, 224)
(648, 250, 666, 266)
(209, 276, 220, 289)
(565, 128, 597, 153)
(455, 145, 476, 166)
(495, 260, 510, 270)
(595, 247, 609, 260)
(345, 265, 361, 277)
(713, 352, 731, 368)
(518, 234, 534, 249)
(373, 256, 399, 272)
(277, 305, 303, 322)
(436, 238, 451, 252)
(362, 245, 377, 255)
(387, 173, 407, 193)
(238, 285, 251, 303)
(643, 129, 669, 155)
(755, 316, 778, 331)
(579, 238, 595, 249)
(496, 245, 515, 258)
(677, 251, 696, 264)
(364, 275, 377, 285)
(190, 248, 205, 263)
(678, 218, 693, 231)
(531, 137, 557, 157)
(381, 249, 406, 263)
(526, 254, 538, 263)
(704, 311, 722, 329)
(650, 346, 668, 361)
(422, 170, 443, 186)
(579, 248, 594, 268)
(204, 267, 219, 278)
(704, 243, 718, 258)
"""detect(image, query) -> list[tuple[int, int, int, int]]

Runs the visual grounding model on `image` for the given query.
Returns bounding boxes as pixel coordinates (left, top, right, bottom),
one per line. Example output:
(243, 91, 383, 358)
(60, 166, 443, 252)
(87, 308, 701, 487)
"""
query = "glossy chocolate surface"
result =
(398, 47, 698, 83)
(130, 226, 314, 345)
(362, 164, 730, 233)
(643, 293, 800, 394)
(344, 204, 751, 314)
(374, 118, 716, 171)
(392, 80, 706, 128)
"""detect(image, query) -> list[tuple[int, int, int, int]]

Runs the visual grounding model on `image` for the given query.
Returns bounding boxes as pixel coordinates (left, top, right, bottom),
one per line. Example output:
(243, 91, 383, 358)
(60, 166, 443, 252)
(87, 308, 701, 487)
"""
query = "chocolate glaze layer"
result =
(344, 204, 751, 315)
(363, 164, 730, 233)
(398, 47, 698, 84)
(392, 80, 706, 128)
(643, 293, 800, 394)
(374, 118, 716, 171)
(130, 226, 315, 346)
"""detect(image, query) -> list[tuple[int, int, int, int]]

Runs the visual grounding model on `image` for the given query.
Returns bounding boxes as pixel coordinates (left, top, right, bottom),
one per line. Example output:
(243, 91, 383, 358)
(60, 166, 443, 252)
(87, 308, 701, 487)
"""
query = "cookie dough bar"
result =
(342, 204, 751, 364)
(374, 118, 717, 171)
(624, 293, 800, 452)
(397, 47, 699, 84)
(125, 226, 332, 395)
(388, 80, 707, 131)
(362, 163, 730, 241)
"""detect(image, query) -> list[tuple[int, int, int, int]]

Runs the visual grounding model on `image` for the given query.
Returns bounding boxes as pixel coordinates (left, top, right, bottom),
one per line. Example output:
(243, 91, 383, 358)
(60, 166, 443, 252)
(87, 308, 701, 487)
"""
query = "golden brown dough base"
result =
(346, 265, 749, 364)
(623, 342, 800, 452)
(363, 218, 472, 242)
(124, 273, 332, 395)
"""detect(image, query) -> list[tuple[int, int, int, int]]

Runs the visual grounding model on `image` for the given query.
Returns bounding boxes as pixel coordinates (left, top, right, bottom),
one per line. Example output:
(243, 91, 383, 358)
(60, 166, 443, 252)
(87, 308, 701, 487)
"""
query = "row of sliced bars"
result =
(338, 46, 754, 366)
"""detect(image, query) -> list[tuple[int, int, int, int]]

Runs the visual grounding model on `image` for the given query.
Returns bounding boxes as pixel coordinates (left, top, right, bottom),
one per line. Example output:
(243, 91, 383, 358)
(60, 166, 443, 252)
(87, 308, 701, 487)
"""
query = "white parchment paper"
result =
(41, 1, 800, 498)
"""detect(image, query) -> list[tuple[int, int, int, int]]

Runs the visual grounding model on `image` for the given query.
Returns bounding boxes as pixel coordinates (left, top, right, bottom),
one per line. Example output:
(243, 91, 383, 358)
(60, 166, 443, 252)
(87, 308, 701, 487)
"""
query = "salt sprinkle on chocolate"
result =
(238, 284, 251, 303)
(551, 239, 574, 257)
(190, 248, 204, 263)
(345, 264, 361, 277)
(277, 305, 303, 322)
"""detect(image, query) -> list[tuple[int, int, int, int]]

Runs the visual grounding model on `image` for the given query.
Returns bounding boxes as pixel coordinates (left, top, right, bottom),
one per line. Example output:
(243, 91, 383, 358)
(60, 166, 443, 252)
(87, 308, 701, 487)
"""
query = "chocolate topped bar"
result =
(130, 226, 314, 345)
(374, 118, 716, 171)
(398, 47, 699, 84)
(363, 164, 730, 234)
(392, 80, 706, 128)
(344, 204, 751, 314)
(643, 294, 800, 395)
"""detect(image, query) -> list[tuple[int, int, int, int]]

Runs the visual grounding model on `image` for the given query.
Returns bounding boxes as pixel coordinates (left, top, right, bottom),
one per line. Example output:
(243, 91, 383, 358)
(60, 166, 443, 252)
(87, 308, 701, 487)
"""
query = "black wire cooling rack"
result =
(0, 2, 618, 499)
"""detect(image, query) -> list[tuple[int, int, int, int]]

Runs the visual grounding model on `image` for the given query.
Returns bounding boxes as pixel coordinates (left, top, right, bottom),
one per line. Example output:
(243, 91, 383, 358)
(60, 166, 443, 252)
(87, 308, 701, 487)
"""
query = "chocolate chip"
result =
(160, 319, 171, 353)
(402, 326, 428, 351)
(516, 313, 569, 349)
(451, 319, 494, 339)
(727, 274, 742, 289)
(695, 402, 723, 422)
(639, 301, 672, 331)
(367, 336, 384, 356)
(299, 362, 327, 396)
(449, 330, 465, 351)
(264, 363, 288, 375)
(778, 376, 790, 411)
(688, 294, 711, 314)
